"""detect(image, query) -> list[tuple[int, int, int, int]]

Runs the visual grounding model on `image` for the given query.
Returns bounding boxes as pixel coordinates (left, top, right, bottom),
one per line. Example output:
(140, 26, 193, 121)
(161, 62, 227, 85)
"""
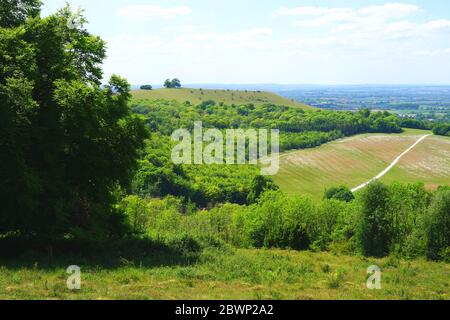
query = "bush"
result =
(198, 100, 216, 109)
(324, 186, 354, 202)
(240, 191, 317, 250)
(118, 196, 149, 235)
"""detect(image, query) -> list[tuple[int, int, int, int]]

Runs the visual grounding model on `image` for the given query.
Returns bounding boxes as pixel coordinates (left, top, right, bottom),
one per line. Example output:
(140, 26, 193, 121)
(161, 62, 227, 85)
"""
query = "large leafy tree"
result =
(0, 0, 42, 28)
(0, 4, 148, 239)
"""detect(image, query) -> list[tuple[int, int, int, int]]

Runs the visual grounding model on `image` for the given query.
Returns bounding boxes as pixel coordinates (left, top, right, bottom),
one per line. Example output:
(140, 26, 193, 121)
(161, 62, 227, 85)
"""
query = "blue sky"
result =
(42, 1, 450, 85)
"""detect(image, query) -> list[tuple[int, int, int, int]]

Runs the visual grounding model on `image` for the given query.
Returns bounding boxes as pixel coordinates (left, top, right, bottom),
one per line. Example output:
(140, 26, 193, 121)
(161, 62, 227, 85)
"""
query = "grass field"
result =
(273, 129, 450, 199)
(1, 248, 448, 300)
(381, 135, 450, 188)
(131, 88, 312, 109)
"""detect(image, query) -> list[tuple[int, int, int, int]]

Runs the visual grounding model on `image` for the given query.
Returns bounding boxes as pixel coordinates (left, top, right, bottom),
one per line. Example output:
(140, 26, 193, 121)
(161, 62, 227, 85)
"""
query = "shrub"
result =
(241, 191, 317, 250)
(324, 186, 355, 202)
(119, 196, 149, 235)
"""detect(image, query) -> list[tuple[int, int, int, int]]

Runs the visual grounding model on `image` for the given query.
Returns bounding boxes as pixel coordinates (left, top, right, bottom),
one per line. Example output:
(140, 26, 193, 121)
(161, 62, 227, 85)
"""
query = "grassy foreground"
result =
(1, 248, 448, 300)
(132, 88, 312, 109)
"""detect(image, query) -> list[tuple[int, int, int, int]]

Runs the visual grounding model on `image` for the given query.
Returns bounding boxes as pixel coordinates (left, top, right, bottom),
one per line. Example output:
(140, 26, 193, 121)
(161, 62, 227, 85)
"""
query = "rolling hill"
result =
(273, 129, 450, 199)
(131, 88, 312, 109)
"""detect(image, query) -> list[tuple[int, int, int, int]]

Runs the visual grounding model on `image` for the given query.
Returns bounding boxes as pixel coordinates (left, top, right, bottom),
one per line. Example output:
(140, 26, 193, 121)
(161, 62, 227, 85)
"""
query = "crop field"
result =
(131, 88, 312, 109)
(381, 135, 450, 188)
(274, 129, 450, 198)
(1, 248, 448, 300)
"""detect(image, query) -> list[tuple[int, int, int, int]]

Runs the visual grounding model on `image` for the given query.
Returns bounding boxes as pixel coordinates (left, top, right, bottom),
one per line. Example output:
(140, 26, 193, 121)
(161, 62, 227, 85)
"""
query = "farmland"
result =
(274, 129, 450, 198)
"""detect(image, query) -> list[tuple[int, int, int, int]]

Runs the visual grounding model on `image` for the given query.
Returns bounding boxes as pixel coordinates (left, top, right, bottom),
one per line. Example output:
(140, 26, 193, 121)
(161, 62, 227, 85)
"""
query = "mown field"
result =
(132, 88, 312, 109)
(381, 135, 450, 188)
(274, 129, 450, 199)
(1, 248, 448, 300)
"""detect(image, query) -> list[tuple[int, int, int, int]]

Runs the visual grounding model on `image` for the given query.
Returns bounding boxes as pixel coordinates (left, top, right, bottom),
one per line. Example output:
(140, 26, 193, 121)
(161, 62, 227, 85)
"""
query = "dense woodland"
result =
(1, 2, 449, 264)
(130, 99, 404, 208)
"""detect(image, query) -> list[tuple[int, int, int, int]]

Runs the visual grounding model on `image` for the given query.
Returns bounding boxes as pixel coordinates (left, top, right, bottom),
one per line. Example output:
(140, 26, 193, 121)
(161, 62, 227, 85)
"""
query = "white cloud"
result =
(275, 2, 450, 50)
(413, 48, 450, 56)
(103, 3, 450, 84)
(358, 3, 420, 19)
(106, 27, 275, 62)
(423, 19, 450, 30)
(275, 3, 419, 18)
(283, 3, 420, 29)
(274, 6, 350, 17)
(117, 5, 192, 20)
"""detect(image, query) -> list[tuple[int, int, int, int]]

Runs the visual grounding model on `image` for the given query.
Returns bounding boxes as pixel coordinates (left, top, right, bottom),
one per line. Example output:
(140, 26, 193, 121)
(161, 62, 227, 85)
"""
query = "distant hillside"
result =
(274, 129, 450, 199)
(131, 88, 312, 109)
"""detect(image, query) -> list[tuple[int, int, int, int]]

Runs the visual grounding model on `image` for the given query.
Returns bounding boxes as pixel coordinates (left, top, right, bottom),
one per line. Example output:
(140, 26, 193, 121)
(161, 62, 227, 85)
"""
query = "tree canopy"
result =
(140, 84, 153, 90)
(0, 4, 148, 239)
(0, 0, 42, 28)
(164, 78, 182, 89)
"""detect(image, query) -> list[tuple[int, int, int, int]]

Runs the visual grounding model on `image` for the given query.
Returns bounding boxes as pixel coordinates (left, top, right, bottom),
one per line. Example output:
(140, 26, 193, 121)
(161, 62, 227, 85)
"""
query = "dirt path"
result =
(351, 134, 432, 193)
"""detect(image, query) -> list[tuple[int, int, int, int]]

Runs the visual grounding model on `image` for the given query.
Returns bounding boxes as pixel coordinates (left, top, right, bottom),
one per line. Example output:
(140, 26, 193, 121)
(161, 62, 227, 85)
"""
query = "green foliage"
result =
(130, 133, 262, 207)
(164, 78, 181, 89)
(198, 99, 216, 109)
(358, 182, 392, 257)
(433, 123, 450, 136)
(398, 118, 432, 130)
(0, 5, 147, 239)
(139, 84, 152, 90)
(247, 175, 279, 204)
(324, 186, 355, 202)
(424, 190, 450, 261)
(132, 99, 404, 155)
(118, 195, 149, 235)
(115, 182, 448, 261)
(0, 0, 42, 28)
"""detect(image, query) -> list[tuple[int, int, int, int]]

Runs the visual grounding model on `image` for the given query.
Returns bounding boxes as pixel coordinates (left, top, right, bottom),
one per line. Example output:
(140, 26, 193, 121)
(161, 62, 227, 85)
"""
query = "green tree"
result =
(163, 78, 181, 89)
(424, 190, 450, 261)
(247, 176, 279, 204)
(171, 78, 181, 88)
(324, 186, 354, 202)
(140, 84, 152, 90)
(0, 4, 148, 240)
(164, 79, 173, 88)
(358, 182, 392, 257)
(0, 0, 42, 28)
(433, 123, 450, 136)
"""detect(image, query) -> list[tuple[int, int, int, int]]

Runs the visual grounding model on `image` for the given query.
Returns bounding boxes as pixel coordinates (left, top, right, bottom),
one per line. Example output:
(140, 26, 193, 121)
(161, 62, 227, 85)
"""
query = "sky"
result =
(42, 0, 450, 85)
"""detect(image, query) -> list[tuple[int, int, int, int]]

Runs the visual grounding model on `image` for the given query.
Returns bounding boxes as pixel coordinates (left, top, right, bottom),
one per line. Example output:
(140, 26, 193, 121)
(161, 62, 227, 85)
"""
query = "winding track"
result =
(351, 134, 432, 193)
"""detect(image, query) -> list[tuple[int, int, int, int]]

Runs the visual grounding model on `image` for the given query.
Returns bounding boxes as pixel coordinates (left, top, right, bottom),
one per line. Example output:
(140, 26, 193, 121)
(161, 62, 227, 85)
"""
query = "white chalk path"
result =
(351, 134, 432, 193)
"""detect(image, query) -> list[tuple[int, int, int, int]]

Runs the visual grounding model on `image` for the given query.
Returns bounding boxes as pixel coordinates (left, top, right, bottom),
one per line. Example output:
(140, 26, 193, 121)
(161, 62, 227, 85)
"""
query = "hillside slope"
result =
(273, 129, 450, 198)
(132, 88, 312, 109)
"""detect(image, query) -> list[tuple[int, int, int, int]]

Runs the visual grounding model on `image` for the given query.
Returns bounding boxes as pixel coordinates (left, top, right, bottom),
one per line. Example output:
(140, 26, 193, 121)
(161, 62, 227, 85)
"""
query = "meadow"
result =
(132, 88, 312, 109)
(1, 248, 448, 300)
(274, 129, 450, 199)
